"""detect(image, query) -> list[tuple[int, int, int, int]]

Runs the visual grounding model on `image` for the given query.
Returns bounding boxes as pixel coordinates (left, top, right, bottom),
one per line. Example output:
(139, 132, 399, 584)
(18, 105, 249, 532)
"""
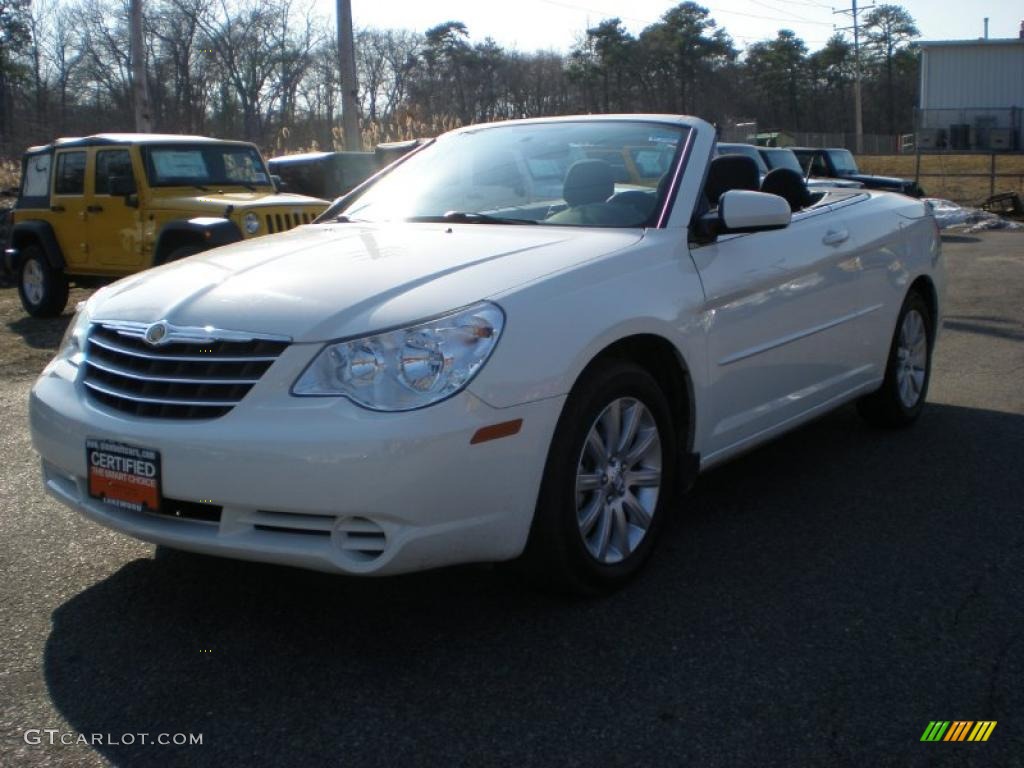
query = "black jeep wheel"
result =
(18, 245, 69, 318)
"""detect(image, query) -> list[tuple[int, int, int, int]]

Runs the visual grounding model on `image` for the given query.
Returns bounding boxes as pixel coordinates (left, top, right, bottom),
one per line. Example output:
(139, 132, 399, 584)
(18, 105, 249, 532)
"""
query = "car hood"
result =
(91, 223, 644, 342)
(148, 191, 327, 212)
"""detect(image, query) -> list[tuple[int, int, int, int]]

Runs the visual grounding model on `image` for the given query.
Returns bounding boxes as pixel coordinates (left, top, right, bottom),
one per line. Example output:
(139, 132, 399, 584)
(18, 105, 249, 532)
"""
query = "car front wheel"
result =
(18, 246, 69, 318)
(525, 360, 677, 593)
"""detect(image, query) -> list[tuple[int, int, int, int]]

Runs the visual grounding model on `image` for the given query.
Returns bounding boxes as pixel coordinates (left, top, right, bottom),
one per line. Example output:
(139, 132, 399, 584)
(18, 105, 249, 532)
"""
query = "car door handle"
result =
(86, 205, 104, 213)
(822, 228, 849, 246)
(50, 205, 65, 213)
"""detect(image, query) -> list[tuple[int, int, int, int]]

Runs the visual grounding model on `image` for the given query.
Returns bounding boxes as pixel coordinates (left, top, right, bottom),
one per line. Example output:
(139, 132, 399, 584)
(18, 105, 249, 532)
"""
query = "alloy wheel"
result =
(575, 397, 662, 564)
(896, 308, 927, 408)
(22, 259, 44, 306)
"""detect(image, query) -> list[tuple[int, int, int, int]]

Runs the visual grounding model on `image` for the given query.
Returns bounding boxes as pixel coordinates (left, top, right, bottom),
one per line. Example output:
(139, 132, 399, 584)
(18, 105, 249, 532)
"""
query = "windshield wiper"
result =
(407, 211, 537, 225)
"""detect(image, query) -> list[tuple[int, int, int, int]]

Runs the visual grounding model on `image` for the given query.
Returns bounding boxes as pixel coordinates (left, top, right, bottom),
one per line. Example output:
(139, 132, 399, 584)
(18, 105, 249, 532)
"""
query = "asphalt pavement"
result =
(0, 231, 1022, 767)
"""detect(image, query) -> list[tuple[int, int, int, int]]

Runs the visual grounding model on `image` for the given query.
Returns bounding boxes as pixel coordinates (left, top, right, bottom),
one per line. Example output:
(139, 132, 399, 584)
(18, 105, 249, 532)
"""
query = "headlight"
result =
(292, 302, 504, 410)
(244, 212, 260, 235)
(57, 300, 92, 366)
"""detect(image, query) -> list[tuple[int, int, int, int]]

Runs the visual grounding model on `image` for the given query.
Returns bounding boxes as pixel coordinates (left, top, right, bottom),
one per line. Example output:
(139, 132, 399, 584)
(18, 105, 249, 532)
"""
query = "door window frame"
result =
(94, 149, 136, 196)
(53, 150, 88, 197)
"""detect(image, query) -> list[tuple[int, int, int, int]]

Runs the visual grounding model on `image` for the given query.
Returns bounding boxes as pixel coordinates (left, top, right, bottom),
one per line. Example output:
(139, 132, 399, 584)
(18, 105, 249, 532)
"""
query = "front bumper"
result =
(30, 352, 563, 575)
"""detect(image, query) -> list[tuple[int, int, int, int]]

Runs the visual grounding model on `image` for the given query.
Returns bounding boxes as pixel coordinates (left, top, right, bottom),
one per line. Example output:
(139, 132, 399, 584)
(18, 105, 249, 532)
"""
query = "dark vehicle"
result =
(268, 140, 426, 200)
(267, 151, 378, 200)
(716, 142, 768, 176)
(758, 147, 863, 190)
(791, 147, 923, 197)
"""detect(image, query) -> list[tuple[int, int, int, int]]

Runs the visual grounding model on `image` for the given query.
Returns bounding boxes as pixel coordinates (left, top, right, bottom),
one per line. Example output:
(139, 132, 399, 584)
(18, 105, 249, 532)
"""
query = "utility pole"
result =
(337, 0, 361, 150)
(130, 0, 153, 132)
(835, 0, 874, 154)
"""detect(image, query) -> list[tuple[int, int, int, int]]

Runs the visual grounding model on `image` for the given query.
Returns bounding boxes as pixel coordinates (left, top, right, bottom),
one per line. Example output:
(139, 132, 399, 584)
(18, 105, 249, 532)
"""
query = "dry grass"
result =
(272, 114, 453, 155)
(0, 159, 18, 194)
(857, 154, 1024, 204)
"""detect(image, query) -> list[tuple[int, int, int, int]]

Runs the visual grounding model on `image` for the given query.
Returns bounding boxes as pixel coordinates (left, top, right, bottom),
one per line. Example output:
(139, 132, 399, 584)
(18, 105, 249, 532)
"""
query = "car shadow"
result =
(43, 402, 1024, 766)
(940, 234, 982, 243)
(943, 318, 1024, 342)
(6, 312, 74, 350)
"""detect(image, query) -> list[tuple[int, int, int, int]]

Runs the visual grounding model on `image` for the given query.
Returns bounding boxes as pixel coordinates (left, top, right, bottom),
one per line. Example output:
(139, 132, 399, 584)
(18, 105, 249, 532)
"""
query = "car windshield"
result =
(142, 144, 272, 188)
(760, 149, 804, 174)
(827, 149, 860, 175)
(332, 120, 691, 228)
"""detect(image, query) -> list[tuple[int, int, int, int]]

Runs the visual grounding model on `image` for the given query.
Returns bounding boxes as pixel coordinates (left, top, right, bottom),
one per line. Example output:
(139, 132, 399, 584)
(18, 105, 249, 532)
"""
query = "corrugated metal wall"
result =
(921, 42, 1024, 109)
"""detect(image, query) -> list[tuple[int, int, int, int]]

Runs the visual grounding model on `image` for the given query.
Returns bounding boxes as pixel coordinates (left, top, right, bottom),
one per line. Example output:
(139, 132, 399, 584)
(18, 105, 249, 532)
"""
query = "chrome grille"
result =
(265, 210, 314, 234)
(83, 322, 290, 419)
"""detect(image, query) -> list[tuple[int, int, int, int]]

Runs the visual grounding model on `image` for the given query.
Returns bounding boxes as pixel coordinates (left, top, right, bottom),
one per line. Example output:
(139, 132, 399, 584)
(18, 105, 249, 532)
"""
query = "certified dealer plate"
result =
(86, 439, 161, 513)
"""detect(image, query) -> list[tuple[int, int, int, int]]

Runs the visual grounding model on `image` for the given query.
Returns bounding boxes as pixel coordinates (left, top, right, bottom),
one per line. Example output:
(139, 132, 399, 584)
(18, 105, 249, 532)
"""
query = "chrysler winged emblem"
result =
(144, 321, 169, 346)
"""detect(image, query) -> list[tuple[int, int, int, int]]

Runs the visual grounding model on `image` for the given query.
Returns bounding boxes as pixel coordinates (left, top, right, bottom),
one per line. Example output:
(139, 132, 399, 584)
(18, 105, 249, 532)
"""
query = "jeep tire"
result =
(18, 245, 69, 318)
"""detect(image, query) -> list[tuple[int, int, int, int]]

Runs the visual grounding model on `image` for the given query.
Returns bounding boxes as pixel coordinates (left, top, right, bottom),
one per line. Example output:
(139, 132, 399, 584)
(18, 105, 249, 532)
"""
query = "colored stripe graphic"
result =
(921, 721, 950, 741)
(944, 721, 972, 741)
(921, 721, 997, 742)
(967, 722, 997, 742)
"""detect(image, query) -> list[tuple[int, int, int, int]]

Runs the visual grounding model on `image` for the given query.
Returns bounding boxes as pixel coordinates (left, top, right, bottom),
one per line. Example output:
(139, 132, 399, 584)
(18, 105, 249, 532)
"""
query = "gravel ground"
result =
(0, 232, 1022, 767)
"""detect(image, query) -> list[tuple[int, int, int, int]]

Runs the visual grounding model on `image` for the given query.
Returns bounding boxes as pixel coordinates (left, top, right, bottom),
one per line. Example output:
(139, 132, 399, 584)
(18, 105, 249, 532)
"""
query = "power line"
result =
(706, 5, 833, 26)
(536, 0, 833, 27)
(535, 0, 657, 27)
(769, 0, 835, 8)
(744, 0, 832, 25)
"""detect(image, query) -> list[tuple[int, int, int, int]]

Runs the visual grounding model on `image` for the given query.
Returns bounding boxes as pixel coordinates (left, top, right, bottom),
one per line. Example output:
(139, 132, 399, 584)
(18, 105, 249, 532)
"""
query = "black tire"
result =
(524, 360, 678, 594)
(857, 290, 933, 428)
(17, 245, 69, 318)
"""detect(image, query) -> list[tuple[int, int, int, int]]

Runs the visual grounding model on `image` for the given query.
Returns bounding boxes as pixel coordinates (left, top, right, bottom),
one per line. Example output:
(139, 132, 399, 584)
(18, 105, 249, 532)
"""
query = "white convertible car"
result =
(30, 115, 943, 592)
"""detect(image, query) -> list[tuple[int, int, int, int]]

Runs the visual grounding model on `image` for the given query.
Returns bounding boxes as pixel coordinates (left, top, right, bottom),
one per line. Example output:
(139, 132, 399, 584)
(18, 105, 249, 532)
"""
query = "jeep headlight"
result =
(292, 302, 504, 411)
(243, 212, 260, 235)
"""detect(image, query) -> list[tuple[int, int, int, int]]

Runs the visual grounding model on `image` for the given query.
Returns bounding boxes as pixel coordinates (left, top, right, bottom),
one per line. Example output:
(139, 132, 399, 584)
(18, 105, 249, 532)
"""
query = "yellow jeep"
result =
(2, 134, 328, 317)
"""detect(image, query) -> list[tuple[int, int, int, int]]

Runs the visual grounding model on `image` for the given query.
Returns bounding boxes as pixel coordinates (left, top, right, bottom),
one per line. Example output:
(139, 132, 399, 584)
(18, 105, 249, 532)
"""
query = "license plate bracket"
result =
(86, 439, 162, 513)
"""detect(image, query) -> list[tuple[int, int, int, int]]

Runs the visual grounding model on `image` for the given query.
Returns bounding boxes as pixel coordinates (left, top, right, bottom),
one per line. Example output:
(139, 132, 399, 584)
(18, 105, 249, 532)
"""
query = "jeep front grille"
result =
(82, 322, 290, 419)
(265, 211, 315, 234)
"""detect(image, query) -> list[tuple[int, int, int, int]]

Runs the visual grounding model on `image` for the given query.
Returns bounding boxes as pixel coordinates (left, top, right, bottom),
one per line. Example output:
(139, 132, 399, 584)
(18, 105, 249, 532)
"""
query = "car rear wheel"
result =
(18, 245, 69, 318)
(524, 360, 677, 594)
(857, 290, 933, 427)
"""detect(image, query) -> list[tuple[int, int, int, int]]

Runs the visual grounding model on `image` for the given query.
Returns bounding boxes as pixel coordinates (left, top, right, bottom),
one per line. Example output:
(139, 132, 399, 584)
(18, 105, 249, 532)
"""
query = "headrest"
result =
(563, 160, 614, 207)
(705, 154, 761, 206)
(761, 167, 811, 212)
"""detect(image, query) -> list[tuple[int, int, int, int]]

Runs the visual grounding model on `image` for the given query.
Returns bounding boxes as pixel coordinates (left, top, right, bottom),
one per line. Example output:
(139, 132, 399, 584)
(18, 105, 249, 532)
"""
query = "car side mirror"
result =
(694, 190, 791, 243)
(270, 174, 284, 192)
(719, 190, 792, 232)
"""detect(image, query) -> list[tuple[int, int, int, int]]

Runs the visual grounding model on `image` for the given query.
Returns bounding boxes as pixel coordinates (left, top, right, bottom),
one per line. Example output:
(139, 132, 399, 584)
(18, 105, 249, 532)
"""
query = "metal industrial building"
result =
(917, 38, 1024, 151)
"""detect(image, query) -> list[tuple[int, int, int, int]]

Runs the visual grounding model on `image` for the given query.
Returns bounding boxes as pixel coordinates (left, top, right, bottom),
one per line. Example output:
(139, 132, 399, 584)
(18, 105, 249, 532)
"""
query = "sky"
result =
(315, 0, 1022, 54)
